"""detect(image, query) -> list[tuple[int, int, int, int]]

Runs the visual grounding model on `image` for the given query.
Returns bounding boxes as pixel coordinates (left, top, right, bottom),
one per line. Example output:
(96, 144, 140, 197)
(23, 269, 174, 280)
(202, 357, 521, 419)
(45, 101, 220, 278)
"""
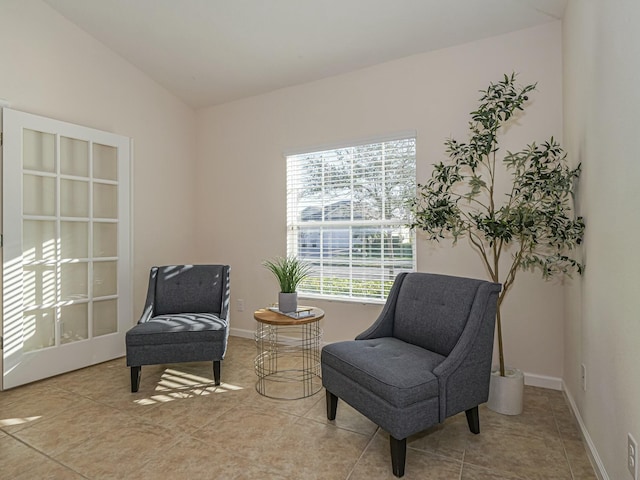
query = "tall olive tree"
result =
(409, 74, 585, 376)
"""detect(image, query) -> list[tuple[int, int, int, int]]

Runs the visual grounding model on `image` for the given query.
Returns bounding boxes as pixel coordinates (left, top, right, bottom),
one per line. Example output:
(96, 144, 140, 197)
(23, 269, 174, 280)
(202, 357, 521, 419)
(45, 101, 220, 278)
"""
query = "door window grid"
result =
(21, 129, 119, 348)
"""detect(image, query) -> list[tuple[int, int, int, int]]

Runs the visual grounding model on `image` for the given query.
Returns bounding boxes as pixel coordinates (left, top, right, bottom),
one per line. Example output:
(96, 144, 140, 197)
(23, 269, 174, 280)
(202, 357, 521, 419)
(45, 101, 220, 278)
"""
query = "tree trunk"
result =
(496, 304, 505, 376)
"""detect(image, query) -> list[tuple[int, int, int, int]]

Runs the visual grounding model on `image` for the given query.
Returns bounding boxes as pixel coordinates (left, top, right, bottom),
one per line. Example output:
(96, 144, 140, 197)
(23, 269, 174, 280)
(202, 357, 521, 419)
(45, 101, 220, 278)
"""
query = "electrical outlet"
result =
(581, 363, 587, 391)
(629, 433, 638, 479)
(236, 299, 245, 312)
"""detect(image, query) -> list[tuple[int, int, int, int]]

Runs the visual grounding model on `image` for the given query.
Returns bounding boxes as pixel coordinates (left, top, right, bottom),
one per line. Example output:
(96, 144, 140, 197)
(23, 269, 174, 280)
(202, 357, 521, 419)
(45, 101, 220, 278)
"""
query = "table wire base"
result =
(254, 321, 322, 400)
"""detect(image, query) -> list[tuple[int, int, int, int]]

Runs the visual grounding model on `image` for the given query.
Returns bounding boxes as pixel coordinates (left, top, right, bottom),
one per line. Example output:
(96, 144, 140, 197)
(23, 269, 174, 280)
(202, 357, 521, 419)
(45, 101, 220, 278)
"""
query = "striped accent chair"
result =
(125, 265, 230, 392)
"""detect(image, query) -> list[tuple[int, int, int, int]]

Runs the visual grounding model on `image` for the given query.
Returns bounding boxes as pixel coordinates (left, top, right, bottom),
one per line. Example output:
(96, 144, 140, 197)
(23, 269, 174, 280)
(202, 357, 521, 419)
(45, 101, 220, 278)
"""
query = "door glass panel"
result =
(23, 265, 56, 306)
(93, 143, 118, 181)
(60, 222, 88, 259)
(60, 262, 88, 301)
(93, 183, 118, 218)
(23, 175, 55, 216)
(60, 179, 89, 217)
(93, 261, 117, 297)
(60, 136, 89, 177)
(60, 303, 88, 344)
(93, 222, 117, 257)
(3, 109, 131, 389)
(23, 309, 56, 352)
(93, 299, 117, 336)
(23, 220, 56, 262)
(23, 129, 55, 172)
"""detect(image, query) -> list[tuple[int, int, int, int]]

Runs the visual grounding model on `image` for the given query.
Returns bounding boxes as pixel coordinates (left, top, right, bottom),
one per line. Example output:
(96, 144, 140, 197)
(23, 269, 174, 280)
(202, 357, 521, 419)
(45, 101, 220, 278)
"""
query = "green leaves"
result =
(470, 73, 536, 134)
(263, 256, 312, 293)
(467, 174, 487, 198)
(409, 72, 584, 289)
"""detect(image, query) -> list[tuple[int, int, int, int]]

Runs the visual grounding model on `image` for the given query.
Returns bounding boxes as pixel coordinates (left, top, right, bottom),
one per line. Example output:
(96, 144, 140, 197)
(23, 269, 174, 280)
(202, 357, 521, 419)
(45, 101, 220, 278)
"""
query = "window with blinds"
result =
(286, 134, 416, 302)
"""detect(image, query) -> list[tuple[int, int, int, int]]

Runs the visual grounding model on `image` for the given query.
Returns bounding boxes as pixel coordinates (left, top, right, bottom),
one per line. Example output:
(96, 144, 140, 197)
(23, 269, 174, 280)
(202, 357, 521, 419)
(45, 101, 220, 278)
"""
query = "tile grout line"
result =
(345, 426, 380, 480)
(5, 430, 91, 479)
(549, 395, 580, 480)
(458, 448, 466, 480)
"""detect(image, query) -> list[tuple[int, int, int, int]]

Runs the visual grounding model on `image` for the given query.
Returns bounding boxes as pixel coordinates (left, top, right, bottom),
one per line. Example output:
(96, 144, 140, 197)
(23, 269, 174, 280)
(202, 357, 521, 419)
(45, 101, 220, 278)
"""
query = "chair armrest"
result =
(356, 272, 408, 340)
(433, 281, 501, 420)
(137, 266, 159, 324)
(219, 265, 231, 321)
(138, 304, 154, 324)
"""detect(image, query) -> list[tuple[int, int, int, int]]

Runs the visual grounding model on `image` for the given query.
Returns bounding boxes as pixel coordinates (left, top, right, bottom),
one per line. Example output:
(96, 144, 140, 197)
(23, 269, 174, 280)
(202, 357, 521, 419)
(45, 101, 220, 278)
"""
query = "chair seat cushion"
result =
(321, 337, 445, 408)
(126, 313, 228, 346)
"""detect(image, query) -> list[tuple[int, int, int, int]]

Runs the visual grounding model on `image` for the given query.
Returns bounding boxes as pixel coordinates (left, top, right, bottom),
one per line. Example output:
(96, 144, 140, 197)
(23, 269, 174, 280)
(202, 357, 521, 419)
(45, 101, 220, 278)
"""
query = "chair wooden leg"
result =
(130, 366, 141, 393)
(326, 390, 338, 420)
(465, 406, 480, 434)
(390, 436, 406, 477)
(213, 360, 221, 386)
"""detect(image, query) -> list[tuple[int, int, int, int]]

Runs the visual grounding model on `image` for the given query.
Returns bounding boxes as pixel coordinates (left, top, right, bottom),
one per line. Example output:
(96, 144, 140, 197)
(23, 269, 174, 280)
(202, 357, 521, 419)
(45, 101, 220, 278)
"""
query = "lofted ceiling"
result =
(44, 0, 567, 109)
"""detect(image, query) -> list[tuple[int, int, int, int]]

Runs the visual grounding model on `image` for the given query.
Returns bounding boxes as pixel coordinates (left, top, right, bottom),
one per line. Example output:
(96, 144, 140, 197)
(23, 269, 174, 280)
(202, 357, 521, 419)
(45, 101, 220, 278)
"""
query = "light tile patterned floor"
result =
(0, 336, 596, 479)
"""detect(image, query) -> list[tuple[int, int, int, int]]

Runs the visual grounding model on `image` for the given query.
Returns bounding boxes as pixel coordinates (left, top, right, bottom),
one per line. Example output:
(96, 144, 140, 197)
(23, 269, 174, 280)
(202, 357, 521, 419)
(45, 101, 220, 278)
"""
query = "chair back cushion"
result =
(153, 265, 229, 315)
(392, 273, 485, 356)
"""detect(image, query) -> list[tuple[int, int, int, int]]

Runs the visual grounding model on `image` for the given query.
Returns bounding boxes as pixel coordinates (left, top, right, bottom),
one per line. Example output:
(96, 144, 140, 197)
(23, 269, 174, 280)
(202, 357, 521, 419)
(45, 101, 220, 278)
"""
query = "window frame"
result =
(285, 132, 417, 304)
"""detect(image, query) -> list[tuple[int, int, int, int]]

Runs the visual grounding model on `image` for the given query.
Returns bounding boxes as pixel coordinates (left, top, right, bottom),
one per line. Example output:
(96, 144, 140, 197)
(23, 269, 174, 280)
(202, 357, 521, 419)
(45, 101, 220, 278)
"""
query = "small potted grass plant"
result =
(263, 256, 312, 313)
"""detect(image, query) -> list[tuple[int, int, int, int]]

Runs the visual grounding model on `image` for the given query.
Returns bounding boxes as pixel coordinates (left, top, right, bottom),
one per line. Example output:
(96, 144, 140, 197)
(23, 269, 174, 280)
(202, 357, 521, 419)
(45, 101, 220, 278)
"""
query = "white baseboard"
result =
(524, 372, 563, 390)
(563, 383, 609, 480)
(229, 328, 254, 340)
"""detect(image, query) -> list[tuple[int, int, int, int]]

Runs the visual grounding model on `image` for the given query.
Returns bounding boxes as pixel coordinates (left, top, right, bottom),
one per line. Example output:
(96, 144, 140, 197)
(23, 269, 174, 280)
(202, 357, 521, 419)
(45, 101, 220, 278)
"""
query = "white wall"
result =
(196, 21, 567, 382)
(0, 1, 198, 325)
(563, 1, 640, 478)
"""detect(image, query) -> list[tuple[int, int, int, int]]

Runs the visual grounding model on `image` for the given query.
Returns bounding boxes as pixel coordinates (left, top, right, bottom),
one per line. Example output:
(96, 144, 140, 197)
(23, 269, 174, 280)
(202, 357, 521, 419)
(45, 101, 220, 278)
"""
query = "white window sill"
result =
(298, 292, 386, 306)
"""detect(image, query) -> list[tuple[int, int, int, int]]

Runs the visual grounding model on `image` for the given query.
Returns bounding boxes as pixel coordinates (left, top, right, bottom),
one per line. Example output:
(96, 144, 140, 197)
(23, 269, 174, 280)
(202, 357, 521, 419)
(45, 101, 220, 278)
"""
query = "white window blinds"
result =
(286, 134, 416, 302)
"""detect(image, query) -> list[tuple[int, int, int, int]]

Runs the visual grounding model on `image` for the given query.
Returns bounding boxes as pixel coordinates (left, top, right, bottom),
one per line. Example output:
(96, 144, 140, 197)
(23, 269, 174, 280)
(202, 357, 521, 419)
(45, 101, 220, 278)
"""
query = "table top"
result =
(253, 307, 324, 326)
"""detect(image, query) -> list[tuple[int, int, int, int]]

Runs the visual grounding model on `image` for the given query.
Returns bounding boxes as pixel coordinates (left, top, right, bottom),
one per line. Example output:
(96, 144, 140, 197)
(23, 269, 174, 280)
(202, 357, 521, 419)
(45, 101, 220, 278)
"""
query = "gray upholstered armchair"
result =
(321, 272, 500, 477)
(125, 265, 230, 393)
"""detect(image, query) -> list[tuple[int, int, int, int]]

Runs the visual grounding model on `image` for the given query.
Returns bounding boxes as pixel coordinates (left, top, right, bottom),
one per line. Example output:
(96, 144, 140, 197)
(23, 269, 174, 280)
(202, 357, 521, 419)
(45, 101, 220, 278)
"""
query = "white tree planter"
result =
(487, 367, 524, 415)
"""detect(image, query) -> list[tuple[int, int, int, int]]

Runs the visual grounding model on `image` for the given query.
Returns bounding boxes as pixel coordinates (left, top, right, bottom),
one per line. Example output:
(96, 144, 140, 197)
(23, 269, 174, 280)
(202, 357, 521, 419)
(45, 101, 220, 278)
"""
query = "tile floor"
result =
(0, 336, 596, 479)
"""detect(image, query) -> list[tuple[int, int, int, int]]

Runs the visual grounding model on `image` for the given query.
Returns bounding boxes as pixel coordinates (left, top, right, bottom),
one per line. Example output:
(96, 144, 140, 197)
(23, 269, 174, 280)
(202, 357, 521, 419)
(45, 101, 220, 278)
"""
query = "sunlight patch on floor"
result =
(132, 367, 243, 405)
(0, 415, 42, 427)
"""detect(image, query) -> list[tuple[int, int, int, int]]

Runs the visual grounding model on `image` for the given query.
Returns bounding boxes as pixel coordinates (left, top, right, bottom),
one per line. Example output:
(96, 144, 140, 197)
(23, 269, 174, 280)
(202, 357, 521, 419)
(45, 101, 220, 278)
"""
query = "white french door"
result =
(2, 108, 132, 389)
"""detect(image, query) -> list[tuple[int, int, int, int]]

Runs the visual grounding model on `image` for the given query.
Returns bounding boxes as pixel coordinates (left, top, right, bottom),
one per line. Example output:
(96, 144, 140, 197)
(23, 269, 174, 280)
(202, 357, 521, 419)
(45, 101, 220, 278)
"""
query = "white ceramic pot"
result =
(278, 292, 298, 313)
(487, 367, 524, 415)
